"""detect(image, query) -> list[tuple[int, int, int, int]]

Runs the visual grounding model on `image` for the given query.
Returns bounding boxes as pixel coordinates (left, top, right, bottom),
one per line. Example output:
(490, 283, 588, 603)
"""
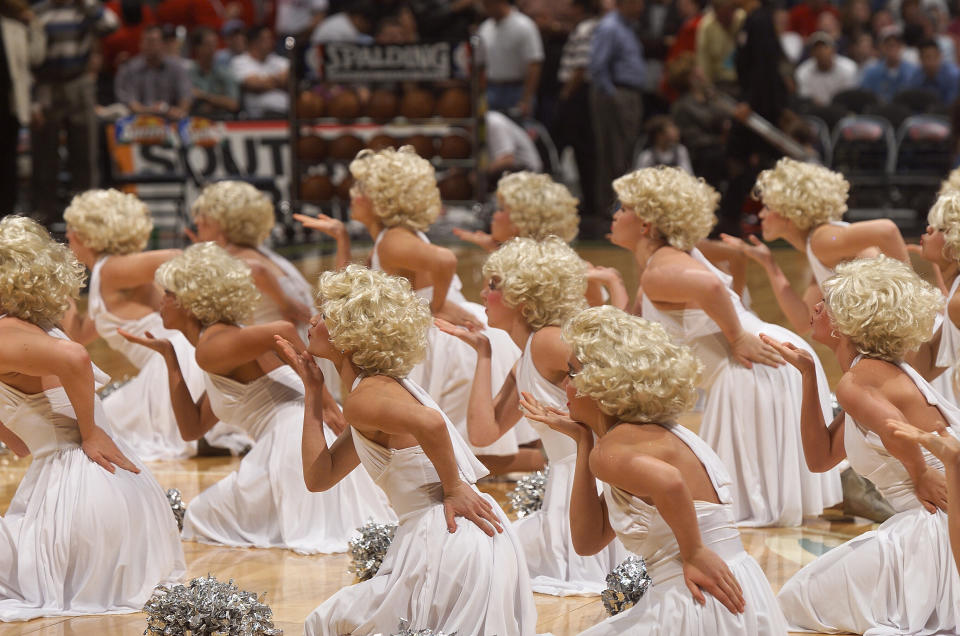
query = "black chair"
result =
(805, 102, 849, 130)
(892, 114, 952, 224)
(892, 88, 941, 113)
(831, 115, 896, 174)
(522, 119, 562, 179)
(831, 88, 879, 114)
(865, 102, 913, 130)
(803, 115, 833, 166)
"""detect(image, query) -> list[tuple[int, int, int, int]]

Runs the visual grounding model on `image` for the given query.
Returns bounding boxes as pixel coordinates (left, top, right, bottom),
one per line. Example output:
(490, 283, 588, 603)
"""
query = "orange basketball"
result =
(436, 87, 471, 118)
(297, 91, 325, 119)
(301, 174, 334, 202)
(399, 88, 436, 119)
(438, 173, 472, 201)
(297, 135, 327, 162)
(367, 134, 398, 151)
(405, 134, 435, 158)
(328, 134, 365, 160)
(438, 134, 471, 159)
(366, 89, 399, 121)
(327, 88, 361, 120)
(335, 175, 355, 201)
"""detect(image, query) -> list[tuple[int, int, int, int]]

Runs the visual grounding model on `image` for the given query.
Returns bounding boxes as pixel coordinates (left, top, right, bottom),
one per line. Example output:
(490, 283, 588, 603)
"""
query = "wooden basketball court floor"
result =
(2, 242, 910, 636)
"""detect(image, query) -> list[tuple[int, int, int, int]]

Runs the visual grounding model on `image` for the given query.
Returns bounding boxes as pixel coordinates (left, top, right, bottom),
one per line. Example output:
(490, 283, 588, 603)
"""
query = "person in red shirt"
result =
(101, 0, 155, 74)
(788, 0, 839, 38)
(153, 0, 257, 33)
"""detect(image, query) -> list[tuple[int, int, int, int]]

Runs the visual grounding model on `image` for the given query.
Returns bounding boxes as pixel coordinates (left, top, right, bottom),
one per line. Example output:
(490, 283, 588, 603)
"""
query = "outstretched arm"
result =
(99, 249, 181, 291)
(245, 260, 311, 325)
(196, 321, 303, 375)
(294, 213, 351, 269)
(377, 230, 457, 315)
(814, 220, 910, 267)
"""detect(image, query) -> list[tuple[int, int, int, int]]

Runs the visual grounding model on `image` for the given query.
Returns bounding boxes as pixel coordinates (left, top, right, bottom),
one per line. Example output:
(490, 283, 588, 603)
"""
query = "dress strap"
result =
(662, 422, 735, 505)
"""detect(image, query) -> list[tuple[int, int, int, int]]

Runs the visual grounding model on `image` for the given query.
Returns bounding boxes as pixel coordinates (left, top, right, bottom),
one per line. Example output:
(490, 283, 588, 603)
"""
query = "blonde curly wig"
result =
(927, 190, 960, 262)
(823, 255, 943, 362)
(754, 158, 849, 231)
(0, 215, 87, 328)
(349, 146, 441, 232)
(155, 242, 261, 326)
(63, 189, 153, 255)
(612, 167, 719, 251)
(563, 305, 702, 423)
(482, 236, 587, 330)
(496, 172, 580, 242)
(316, 264, 431, 378)
(938, 166, 960, 197)
(191, 181, 275, 247)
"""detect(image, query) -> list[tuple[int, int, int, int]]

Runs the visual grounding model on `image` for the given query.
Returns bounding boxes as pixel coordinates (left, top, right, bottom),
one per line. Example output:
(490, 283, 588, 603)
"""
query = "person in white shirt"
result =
(275, 0, 327, 40)
(795, 31, 858, 105)
(635, 115, 694, 174)
(478, 0, 544, 116)
(310, 1, 375, 45)
(487, 110, 543, 177)
(231, 26, 289, 118)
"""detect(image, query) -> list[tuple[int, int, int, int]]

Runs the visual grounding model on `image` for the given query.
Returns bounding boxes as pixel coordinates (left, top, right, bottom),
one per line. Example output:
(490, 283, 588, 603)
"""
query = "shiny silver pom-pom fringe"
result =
(167, 488, 186, 531)
(601, 555, 652, 616)
(391, 618, 457, 635)
(348, 520, 398, 581)
(143, 574, 282, 635)
(507, 467, 549, 519)
(98, 379, 130, 400)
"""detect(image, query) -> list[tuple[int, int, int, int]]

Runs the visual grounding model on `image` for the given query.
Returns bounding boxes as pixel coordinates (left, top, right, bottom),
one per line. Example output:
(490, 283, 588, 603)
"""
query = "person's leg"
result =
(613, 87, 643, 180)
(30, 91, 61, 226)
(566, 85, 598, 220)
(590, 88, 619, 218)
(477, 448, 547, 475)
(64, 75, 99, 193)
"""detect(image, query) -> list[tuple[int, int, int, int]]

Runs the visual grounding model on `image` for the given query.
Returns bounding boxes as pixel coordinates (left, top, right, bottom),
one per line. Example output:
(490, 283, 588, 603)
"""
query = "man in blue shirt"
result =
(860, 26, 918, 102)
(589, 0, 645, 220)
(907, 38, 959, 105)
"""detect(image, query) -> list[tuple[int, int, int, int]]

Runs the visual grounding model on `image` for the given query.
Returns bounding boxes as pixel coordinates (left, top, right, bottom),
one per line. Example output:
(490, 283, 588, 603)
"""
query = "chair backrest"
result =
(806, 102, 849, 130)
(830, 114, 896, 173)
(892, 88, 941, 113)
(831, 88, 879, 114)
(895, 114, 952, 174)
(802, 115, 833, 166)
(523, 119, 561, 177)
(864, 102, 913, 130)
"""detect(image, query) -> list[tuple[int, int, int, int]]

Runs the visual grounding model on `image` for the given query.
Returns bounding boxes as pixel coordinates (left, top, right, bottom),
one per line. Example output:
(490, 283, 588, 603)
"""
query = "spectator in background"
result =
(310, 1, 375, 44)
(189, 26, 239, 118)
(232, 25, 288, 117)
(31, 0, 117, 225)
(115, 24, 193, 118)
(153, 0, 255, 34)
(668, 52, 730, 186)
(161, 22, 186, 66)
(101, 1, 156, 92)
(214, 18, 246, 68)
(695, 0, 744, 92)
(589, 0, 645, 217)
(0, 0, 44, 215)
(795, 31, 858, 105)
(486, 110, 543, 177)
(860, 25, 917, 101)
(775, 6, 804, 63)
(478, 0, 544, 116)
(848, 30, 877, 80)
(841, 0, 872, 43)
(636, 115, 694, 173)
(907, 38, 959, 103)
(556, 0, 599, 218)
(789, 0, 840, 38)
(407, 0, 478, 42)
(275, 0, 327, 41)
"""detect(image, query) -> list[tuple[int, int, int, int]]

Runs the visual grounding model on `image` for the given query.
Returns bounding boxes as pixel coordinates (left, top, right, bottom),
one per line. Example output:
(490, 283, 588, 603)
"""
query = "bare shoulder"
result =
(593, 423, 674, 467)
(344, 376, 413, 417)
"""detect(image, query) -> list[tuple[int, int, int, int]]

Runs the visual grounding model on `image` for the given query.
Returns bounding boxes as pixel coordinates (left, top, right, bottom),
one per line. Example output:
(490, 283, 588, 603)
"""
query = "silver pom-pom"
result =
(392, 618, 457, 635)
(507, 467, 549, 519)
(98, 379, 130, 400)
(167, 488, 186, 531)
(601, 555, 652, 616)
(830, 392, 842, 418)
(143, 575, 282, 635)
(348, 521, 398, 581)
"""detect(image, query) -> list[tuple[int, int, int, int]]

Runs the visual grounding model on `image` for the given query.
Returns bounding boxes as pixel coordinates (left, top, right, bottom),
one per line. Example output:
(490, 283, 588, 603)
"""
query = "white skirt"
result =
(182, 405, 396, 554)
(778, 507, 960, 634)
(0, 440, 185, 621)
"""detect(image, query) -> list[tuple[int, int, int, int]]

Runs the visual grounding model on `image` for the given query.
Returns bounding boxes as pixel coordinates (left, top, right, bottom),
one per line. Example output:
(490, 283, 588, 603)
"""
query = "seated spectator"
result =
(860, 26, 917, 101)
(310, 1, 376, 44)
(214, 19, 246, 68)
(153, 0, 255, 33)
(115, 24, 193, 119)
(795, 31, 858, 105)
(275, 0, 328, 41)
(847, 30, 876, 81)
(907, 38, 959, 104)
(789, 0, 839, 38)
(668, 53, 729, 186)
(635, 115, 693, 173)
(695, 0, 744, 91)
(232, 26, 289, 118)
(487, 110, 543, 177)
(775, 7, 804, 63)
(189, 27, 239, 118)
(161, 22, 187, 68)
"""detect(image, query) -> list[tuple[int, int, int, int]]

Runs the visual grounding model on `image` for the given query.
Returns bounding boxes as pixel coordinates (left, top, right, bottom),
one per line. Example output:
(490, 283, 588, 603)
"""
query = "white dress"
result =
(932, 275, 960, 408)
(0, 322, 185, 621)
(303, 377, 537, 635)
(88, 256, 251, 459)
(579, 422, 789, 635)
(642, 249, 842, 527)
(181, 364, 396, 554)
(777, 360, 960, 635)
(513, 334, 627, 595)
(371, 230, 535, 455)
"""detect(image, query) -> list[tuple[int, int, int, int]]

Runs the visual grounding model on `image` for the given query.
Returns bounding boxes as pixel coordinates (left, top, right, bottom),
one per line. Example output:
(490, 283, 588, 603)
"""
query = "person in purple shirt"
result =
(589, 0, 646, 218)
(859, 26, 918, 102)
(908, 38, 960, 105)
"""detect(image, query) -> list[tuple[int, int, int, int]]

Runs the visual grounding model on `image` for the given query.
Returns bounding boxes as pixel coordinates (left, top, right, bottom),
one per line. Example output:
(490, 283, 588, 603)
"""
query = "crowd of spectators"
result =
(4, 0, 960, 231)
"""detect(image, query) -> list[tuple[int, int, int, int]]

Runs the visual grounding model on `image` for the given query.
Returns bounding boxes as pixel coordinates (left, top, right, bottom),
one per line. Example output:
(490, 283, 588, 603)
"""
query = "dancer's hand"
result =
(118, 329, 174, 358)
(274, 336, 324, 389)
(759, 334, 815, 376)
(730, 331, 782, 369)
(720, 234, 774, 268)
(81, 426, 140, 474)
(914, 464, 949, 513)
(435, 317, 489, 353)
(443, 480, 503, 536)
(452, 227, 498, 252)
(434, 300, 482, 330)
(888, 418, 960, 469)
(683, 546, 745, 615)
(293, 213, 346, 240)
(519, 392, 590, 441)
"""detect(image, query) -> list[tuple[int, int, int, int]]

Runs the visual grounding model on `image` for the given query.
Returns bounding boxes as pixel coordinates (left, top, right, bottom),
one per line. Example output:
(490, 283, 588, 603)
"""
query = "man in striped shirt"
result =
(31, 0, 117, 224)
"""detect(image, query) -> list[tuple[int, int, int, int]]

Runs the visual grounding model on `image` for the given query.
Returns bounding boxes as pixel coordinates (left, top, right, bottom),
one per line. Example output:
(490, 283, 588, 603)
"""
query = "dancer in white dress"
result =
(437, 237, 626, 596)
(272, 265, 535, 635)
(125, 243, 394, 554)
(767, 256, 960, 634)
(609, 167, 841, 527)
(60, 189, 246, 459)
(0, 216, 184, 621)
(520, 305, 788, 635)
(343, 147, 543, 472)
